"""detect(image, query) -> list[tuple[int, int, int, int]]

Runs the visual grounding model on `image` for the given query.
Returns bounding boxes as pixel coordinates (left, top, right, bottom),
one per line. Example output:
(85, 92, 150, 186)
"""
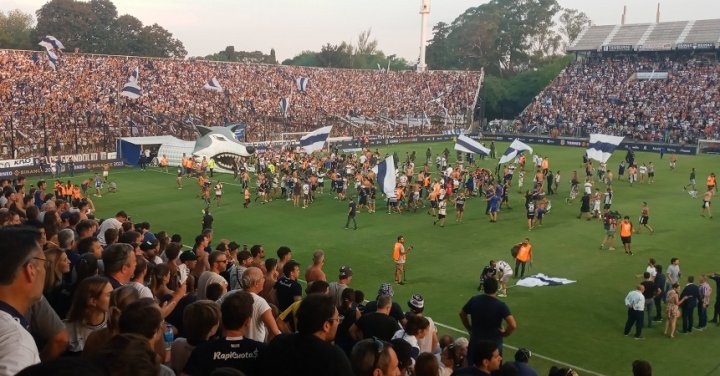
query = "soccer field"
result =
(79, 141, 718, 376)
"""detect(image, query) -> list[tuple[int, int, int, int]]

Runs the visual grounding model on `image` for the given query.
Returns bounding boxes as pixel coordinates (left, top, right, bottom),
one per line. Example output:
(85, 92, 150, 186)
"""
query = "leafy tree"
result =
(282, 51, 321, 67)
(204, 46, 276, 64)
(138, 23, 187, 58)
(559, 8, 592, 44)
(0, 9, 34, 49)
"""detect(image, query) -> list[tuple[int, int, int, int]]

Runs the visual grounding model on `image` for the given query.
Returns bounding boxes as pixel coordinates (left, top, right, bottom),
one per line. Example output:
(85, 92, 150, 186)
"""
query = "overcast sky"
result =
(6, 0, 720, 61)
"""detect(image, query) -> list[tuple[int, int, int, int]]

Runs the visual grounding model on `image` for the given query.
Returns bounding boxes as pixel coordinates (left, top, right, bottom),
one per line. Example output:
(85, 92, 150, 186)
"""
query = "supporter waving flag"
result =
(454, 134, 490, 155)
(121, 81, 142, 99)
(296, 77, 309, 93)
(38, 35, 65, 51)
(300, 126, 332, 153)
(499, 139, 533, 164)
(372, 156, 397, 198)
(203, 77, 223, 92)
(586, 134, 625, 163)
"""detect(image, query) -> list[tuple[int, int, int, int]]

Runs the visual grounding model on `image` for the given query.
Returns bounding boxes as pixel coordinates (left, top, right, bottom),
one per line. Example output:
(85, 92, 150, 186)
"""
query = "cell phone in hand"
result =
(178, 264, 189, 285)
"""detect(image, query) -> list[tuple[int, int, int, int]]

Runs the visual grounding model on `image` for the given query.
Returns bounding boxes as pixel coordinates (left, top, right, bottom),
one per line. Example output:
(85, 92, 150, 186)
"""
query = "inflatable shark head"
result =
(193, 125, 255, 170)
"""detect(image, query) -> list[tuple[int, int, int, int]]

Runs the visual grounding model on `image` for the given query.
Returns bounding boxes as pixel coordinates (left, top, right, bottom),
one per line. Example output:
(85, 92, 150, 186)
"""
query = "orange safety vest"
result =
(708, 176, 716, 187)
(542, 159, 549, 169)
(516, 244, 532, 262)
(620, 221, 632, 237)
(72, 187, 81, 199)
(393, 242, 402, 261)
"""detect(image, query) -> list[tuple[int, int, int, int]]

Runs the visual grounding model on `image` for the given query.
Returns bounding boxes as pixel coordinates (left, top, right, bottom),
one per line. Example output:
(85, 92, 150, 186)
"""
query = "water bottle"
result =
(164, 323, 174, 363)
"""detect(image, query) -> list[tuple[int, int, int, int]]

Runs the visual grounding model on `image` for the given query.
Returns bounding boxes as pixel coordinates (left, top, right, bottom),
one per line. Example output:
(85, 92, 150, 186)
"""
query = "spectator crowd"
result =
(0, 49, 482, 159)
(514, 56, 720, 144)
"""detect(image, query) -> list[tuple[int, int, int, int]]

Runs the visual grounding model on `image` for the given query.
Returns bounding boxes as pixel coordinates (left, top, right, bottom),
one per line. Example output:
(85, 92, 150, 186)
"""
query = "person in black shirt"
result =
(709, 273, 720, 324)
(350, 295, 400, 342)
(201, 207, 213, 232)
(261, 294, 352, 376)
(184, 290, 264, 376)
(652, 265, 666, 322)
(345, 196, 357, 230)
(274, 260, 302, 311)
(639, 272, 657, 327)
(679, 276, 701, 333)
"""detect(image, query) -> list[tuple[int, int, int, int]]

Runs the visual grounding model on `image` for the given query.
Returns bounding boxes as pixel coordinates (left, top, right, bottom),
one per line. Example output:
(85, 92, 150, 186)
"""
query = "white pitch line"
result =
(433, 321, 607, 376)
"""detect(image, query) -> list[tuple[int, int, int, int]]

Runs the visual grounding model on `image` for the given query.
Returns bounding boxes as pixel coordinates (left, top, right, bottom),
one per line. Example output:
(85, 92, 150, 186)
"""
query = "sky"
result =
(6, 0, 720, 61)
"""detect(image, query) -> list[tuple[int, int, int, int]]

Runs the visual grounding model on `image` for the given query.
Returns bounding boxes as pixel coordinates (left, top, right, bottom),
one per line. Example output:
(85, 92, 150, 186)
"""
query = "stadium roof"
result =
(568, 18, 720, 52)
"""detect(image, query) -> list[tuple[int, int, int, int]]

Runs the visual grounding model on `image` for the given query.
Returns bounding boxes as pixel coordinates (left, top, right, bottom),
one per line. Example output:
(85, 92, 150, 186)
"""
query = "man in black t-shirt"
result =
(460, 278, 516, 365)
(274, 260, 302, 311)
(345, 196, 357, 230)
(261, 294, 352, 376)
(640, 272, 658, 328)
(349, 295, 400, 341)
(184, 291, 265, 376)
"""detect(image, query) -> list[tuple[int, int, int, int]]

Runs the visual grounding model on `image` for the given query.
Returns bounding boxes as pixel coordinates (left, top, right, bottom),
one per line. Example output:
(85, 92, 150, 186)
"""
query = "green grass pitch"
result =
(72, 141, 719, 375)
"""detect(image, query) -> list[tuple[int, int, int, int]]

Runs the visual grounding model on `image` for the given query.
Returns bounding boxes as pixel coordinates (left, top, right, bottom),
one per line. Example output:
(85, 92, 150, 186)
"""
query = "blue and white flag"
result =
(203, 77, 223, 92)
(586, 134, 624, 163)
(516, 273, 576, 287)
(279, 97, 289, 115)
(372, 156, 397, 198)
(296, 77, 309, 93)
(300, 126, 332, 153)
(129, 67, 139, 83)
(121, 81, 142, 99)
(454, 134, 490, 155)
(499, 139, 533, 164)
(226, 123, 246, 141)
(38, 35, 64, 51)
(46, 49, 58, 71)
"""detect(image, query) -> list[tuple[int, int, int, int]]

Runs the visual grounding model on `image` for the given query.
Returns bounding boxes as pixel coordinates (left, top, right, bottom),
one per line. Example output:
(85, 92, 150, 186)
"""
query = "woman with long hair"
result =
(42, 209, 61, 248)
(65, 276, 112, 354)
(664, 283, 687, 338)
(150, 262, 187, 319)
(43, 247, 73, 318)
(83, 285, 141, 354)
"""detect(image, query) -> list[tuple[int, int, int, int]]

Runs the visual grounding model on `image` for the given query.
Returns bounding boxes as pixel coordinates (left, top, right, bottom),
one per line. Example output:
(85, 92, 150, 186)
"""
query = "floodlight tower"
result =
(417, 0, 430, 72)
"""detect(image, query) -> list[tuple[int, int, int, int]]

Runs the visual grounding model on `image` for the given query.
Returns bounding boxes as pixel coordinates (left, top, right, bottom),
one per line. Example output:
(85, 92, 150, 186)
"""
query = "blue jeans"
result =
(698, 305, 708, 328)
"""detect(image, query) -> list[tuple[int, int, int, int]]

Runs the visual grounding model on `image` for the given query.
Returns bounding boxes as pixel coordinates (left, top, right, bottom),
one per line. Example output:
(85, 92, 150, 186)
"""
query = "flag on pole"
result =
(296, 77, 309, 93)
(585, 134, 624, 163)
(203, 77, 223, 92)
(46, 49, 58, 71)
(38, 36, 65, 50)
(454, 134, 490, 155)
(129, 67, 139, 83)
(372, 156, 397, 198)
(499, 139, 534, 164)
(300, 126, 332, 153)
(121, 81, 142, 99)
(279, 97, 289, 116)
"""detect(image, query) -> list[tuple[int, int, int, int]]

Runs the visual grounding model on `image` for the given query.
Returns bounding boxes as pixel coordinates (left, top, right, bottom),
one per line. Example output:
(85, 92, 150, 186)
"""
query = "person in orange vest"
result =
(64, 180, 73, 201)
(619, 216, 634, 255)
(514, 238, 532, 279)
(159, 154, 169, 173)
(707, 173, 716, 193)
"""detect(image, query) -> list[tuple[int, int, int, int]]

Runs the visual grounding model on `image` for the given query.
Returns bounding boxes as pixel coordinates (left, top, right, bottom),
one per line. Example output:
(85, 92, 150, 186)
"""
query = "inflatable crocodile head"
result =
(192, 125, 255, 170)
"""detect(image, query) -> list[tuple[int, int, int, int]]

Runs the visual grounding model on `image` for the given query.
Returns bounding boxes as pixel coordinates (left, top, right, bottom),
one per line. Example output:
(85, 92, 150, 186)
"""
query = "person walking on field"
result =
(345, 196, 358, 230)
(620, 216, 633, 255)
(636, 202, 654, 234)
(624, 285, 645, 339)
(393, 235, 413, 285)
(701, 190, 713, 218)
(513, 238, 532, 279)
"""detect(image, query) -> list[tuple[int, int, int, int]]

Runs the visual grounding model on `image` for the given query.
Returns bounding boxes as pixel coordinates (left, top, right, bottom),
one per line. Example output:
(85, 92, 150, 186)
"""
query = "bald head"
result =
(240, 267, 264, 292)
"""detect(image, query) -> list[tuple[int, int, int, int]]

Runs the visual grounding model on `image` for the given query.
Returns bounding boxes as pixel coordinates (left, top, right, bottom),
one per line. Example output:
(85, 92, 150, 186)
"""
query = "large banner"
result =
(0, 159, 124, 178)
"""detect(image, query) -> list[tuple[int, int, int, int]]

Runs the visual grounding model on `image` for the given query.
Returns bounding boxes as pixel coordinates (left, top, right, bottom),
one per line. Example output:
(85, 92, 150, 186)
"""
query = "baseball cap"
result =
(408, 294, 425, 312)
(140, 239, 158, 251)
(179, 251, 198, 262)
(339, 265, 353, 279)
(378, 282, 394, 297)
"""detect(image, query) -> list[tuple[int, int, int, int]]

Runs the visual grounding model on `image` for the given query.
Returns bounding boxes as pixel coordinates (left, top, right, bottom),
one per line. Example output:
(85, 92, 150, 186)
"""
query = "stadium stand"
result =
(0, 50, 482, 158)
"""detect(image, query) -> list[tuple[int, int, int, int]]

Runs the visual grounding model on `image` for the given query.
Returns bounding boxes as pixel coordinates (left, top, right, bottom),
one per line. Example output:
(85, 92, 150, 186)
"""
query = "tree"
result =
(137, 23, 186, 58)
(111, 14, 144, 55)
(559, 8, 592, 45)
(86, 0, 118, 53)
(0, 9, 34, 50)
(34, 0, 94, 51)
(205, 46, 276, 64)
(356, 28, 378, 56)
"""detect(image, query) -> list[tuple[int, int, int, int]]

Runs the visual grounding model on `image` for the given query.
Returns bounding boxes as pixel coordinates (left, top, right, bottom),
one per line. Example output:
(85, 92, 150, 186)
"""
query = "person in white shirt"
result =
(219, 267, 280, 343)
(405, 295, 438, 354)
(0, 227, 47, 375)
(97, 211, 129, 246)
(623, 285, 646, 339)
(495, 260, 514, 297)
(197, 251, 229, 300)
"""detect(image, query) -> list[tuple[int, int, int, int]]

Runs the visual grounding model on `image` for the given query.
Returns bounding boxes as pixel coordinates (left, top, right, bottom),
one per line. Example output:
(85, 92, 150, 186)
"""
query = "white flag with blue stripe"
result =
(296, 77, 309, 92)
(203, 77, 223, 92)
(586, 134, 624, 163)
(499, 139, 534, 164)
(299, 126, 332, 153)
(454, 134, 490, 155)
(38, 35, 64, 50)
(279, 97, 289, 116)
(372, 156, 397, 198)
(121, 81, 142, 99)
